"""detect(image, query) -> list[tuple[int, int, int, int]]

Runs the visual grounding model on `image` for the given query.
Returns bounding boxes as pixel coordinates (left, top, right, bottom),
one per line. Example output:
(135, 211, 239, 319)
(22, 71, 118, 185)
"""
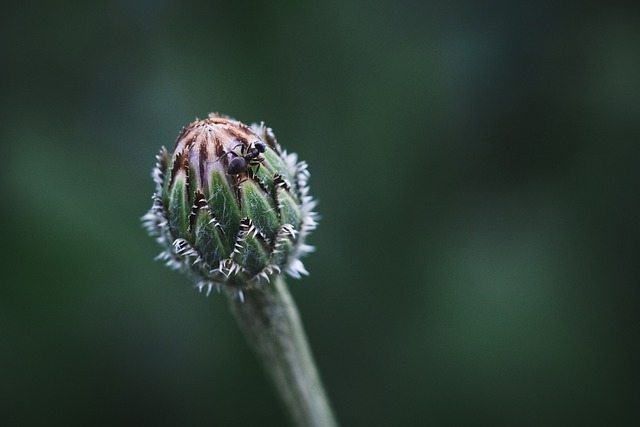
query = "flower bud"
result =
(143, 114, 318, 295)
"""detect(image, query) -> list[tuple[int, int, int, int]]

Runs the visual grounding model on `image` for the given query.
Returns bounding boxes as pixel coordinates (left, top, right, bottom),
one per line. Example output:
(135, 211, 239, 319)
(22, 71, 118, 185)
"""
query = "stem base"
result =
(228, 276, 338, 427)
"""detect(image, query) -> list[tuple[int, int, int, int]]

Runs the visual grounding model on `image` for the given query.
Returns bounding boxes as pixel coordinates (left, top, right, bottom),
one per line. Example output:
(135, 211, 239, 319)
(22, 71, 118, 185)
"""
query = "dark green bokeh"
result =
(2, 0, 639, 425)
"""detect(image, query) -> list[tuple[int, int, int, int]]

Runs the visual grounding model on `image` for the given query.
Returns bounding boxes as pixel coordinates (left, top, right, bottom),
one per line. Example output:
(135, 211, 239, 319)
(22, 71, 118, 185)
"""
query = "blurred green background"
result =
(1, 0, 639, 425)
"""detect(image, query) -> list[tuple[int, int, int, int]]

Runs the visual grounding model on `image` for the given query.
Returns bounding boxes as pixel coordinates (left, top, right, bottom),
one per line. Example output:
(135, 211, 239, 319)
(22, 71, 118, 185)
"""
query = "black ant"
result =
(224, 140, 267, 176)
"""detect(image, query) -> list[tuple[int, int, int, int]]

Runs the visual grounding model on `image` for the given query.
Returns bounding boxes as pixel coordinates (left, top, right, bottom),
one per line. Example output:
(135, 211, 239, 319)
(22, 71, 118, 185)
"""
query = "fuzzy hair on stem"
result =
(229, 275, 339, 427)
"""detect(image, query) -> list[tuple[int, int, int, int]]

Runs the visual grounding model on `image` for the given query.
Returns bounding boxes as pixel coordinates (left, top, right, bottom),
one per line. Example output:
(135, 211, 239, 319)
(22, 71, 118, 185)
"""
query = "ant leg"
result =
(218, 150, 238, 162)
(220, 139, 248, 163)
(228, 140, 250, 157)
(244, 165, 255, 180)
(207, 150, 235, 165)
(214, 142, 244, 164)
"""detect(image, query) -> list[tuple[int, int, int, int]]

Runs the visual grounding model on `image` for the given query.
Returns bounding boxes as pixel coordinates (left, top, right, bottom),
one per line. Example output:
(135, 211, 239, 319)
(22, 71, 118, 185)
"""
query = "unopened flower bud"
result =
(143, 114, 318, 295)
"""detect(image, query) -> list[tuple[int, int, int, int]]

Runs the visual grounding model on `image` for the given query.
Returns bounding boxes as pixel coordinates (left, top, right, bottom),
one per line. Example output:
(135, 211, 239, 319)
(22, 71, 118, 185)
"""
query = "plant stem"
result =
(228, 275, 339, 427)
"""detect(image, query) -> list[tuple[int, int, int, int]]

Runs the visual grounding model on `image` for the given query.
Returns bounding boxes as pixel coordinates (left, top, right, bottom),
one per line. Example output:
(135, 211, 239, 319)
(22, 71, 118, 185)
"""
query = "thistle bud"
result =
(143, 114, 318, 295)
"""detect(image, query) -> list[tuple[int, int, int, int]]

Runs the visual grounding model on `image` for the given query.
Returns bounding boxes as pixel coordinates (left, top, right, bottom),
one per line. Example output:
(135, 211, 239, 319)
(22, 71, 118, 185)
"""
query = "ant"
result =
(224, 140, 267, 176)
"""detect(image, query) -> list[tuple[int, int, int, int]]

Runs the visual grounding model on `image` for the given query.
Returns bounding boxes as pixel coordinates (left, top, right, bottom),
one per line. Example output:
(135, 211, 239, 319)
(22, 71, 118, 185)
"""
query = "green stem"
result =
(228, 275, 339, 427)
